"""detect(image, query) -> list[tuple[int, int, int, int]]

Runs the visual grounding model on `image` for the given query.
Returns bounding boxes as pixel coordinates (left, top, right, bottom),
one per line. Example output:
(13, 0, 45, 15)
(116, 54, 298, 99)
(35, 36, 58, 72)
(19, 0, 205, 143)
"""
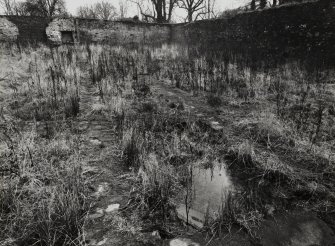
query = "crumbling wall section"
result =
(0, 17, 18, 41)
(46, 18, 76, 44)
(76, 19, 171, 45)
(46, 18, 171, 45)
(78, 19, 171, 45)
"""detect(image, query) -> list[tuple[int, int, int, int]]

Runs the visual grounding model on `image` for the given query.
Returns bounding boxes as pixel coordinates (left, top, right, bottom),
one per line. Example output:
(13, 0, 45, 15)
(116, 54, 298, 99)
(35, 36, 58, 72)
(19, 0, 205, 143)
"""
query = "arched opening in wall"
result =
(61, 31, 74, 44)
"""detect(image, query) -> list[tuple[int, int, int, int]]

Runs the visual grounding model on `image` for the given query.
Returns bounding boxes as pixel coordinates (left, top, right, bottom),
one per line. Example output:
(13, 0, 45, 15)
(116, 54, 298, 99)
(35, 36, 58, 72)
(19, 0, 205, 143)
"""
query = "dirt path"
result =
(152, 80, 255, 143)
(79, 83, 138, 246)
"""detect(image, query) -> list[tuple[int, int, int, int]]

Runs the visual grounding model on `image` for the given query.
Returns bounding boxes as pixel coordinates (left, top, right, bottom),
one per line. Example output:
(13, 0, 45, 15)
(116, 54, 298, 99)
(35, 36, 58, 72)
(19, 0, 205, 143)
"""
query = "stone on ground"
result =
(88, 213, 104, 220)
(258, 212, 335, 246)
(169, 238, 200, 246)
(105, 204, 120, 213)
(176, 204, 205, 229)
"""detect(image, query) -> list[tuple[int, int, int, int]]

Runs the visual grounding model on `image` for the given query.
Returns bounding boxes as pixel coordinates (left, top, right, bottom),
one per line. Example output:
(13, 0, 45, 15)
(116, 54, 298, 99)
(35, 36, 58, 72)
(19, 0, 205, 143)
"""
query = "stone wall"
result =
(1, 16, 49, 44)
(1, 1, 334, 64)
(0, 17, 18, 41)
(46, 18, 172, 46)
(46, 18, 76, 44)
(77, 19, 171, 45)
(171, 2, 335, 65)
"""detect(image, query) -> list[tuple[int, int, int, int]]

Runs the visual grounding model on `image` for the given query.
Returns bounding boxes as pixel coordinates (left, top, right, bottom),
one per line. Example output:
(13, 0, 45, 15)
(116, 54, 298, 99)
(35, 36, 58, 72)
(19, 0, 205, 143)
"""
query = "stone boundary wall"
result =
(0, 1, 334, 62)
(0, 16, 172, 46)
(0, 16, 49, 44)
(45, 18, 172, 45)
(171, 2, 335, 64)
(76, 19, 171, 45)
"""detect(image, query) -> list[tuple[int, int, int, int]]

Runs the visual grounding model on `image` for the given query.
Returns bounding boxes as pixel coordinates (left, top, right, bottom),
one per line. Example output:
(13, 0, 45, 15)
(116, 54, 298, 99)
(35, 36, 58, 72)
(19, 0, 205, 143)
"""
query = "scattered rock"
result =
(210, 121, 223, 130)
(97, 238, 108, 246)
(105, 204, 120, 213)
(176, 204, 205, 229)
(92, 183, 109, 197)
(90, 139, 105, 148)
(151, 230, 161, 239)
(169, 238, 200, 246)
(257, 212, 335, 246)
(88, 213, 104, 220)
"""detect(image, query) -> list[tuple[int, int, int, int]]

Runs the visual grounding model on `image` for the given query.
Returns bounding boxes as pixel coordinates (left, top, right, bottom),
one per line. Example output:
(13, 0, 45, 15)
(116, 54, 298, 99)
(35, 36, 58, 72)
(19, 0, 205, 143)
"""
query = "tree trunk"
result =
(155, 0, 164, 23)
(188, 10, 192, 22)
(251, 0, 256, 10)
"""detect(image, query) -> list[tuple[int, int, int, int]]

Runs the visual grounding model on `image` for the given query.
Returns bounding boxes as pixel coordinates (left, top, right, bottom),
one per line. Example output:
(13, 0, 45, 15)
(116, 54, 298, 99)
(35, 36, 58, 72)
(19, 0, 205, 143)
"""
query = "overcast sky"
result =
(1, 0, 249, 21)
(69, 0, 249, 21)
(66, 0, 248, 15)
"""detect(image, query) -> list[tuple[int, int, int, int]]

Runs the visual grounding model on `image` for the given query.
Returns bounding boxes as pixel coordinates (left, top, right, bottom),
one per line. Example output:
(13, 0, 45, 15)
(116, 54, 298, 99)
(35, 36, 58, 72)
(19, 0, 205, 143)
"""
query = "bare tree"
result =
(13, 2, 28, 15)
(129, 0, 178, 23)
(129, 0, 155, 22)
(205, 0, 218, 19)
(77, 5, 98, 19)
(23, 0, 67, 17)
(0, 0, 16, 14)
(178, 0, 207, 22)
(260, 0, 267, 9)
(77, 1, 118, 20)
(119, 0, 128, 18)
(95, 1, 118, 20)
(1, 0, 66, 16)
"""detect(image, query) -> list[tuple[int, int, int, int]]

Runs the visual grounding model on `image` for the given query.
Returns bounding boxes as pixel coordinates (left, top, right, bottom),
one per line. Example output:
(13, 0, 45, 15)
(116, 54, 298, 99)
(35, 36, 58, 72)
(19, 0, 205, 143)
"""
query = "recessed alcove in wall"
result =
(61, 31, 74, 44)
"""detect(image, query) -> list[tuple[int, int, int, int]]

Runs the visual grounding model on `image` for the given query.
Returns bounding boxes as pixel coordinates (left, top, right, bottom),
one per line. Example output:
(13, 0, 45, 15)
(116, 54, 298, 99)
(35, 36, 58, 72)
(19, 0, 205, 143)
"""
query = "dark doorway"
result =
(61, 31, 74, 44)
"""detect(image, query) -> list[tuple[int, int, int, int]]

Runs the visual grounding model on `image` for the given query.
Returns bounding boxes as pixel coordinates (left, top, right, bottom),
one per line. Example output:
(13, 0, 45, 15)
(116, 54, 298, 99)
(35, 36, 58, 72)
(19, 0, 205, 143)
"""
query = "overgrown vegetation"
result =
(1, 42, 334, 244)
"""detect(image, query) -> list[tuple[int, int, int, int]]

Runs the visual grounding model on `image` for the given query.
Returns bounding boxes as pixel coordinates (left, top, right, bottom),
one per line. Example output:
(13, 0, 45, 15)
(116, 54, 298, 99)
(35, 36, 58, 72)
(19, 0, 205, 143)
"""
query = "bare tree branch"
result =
(178, 0, 207, 22)
(77, 1, 118, 20)
(129, 0, 178, 23)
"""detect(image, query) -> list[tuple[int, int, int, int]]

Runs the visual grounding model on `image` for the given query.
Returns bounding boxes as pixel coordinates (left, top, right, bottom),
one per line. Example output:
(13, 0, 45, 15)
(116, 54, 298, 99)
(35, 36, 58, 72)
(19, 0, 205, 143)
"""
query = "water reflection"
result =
(190, 161, 232, 219)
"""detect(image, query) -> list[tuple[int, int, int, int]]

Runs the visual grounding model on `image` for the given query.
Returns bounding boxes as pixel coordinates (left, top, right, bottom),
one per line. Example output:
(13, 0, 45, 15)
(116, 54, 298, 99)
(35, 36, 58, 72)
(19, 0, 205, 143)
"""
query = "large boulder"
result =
(257, 212, 335, 246)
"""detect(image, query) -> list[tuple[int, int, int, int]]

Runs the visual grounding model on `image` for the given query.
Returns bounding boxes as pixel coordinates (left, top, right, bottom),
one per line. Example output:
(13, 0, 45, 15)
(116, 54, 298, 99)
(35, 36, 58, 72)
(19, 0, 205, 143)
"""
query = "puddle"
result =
(190, 163, 232, 218)
(176, 161, 233, 224)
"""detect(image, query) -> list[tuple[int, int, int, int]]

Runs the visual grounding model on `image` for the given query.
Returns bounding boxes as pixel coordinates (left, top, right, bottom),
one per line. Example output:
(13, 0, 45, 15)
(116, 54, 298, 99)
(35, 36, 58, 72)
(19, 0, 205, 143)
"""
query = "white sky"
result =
(1, 0, 249, 21)
(68, 0, 248, 21)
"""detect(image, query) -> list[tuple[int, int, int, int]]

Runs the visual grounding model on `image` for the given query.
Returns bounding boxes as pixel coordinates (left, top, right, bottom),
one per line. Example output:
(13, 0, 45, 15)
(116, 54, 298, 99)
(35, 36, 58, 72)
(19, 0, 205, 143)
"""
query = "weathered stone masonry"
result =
(45, 18, 172, 45)
(172, 2, 335, 64)
(0, 16, 49, 44)
(0, 1, 334, 64)
(0, 18, 18, 42)
(0, 16, 172, 46)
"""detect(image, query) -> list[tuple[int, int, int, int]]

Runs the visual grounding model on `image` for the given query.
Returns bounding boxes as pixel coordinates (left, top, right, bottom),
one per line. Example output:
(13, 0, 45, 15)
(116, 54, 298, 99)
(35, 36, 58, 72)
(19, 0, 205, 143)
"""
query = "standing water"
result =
(176, 161, 233, 228)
